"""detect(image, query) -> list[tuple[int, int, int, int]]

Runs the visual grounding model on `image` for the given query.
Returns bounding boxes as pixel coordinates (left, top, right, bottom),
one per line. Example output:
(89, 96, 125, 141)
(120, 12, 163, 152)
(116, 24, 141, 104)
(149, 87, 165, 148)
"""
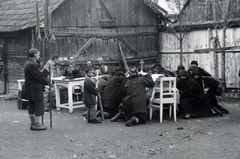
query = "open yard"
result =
(0, 95, 240, 159)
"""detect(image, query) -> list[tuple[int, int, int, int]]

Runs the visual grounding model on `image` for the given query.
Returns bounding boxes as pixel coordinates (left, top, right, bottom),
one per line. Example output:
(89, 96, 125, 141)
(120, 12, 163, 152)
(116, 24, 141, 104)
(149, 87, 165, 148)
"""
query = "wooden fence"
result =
(159, 27, 240, 88)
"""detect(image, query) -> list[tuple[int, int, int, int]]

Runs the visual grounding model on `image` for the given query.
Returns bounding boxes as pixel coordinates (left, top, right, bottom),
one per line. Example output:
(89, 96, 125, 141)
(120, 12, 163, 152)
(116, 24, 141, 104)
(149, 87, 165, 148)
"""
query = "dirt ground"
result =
(1, 95, 240, 159)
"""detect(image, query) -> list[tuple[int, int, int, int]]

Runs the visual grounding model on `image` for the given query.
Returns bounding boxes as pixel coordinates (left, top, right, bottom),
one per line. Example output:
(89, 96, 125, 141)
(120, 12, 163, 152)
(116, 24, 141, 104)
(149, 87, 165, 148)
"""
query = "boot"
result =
(103, 112, 110, 118)
(82, 111, 88, 117)
(212, 107, 223, 117)
(110, 113, 121, 122)
(88, 117, 102, 123)
(217, 105, 229, 114)
(126, 117, 138, 127)
(29, 114, 35, 130)
(31, 116, 47, 131)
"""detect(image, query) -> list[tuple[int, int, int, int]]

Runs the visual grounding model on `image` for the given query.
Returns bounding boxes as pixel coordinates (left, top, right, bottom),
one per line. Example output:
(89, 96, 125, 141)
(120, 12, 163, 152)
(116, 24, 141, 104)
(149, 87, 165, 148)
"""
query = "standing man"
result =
(24, 48, 50, 130)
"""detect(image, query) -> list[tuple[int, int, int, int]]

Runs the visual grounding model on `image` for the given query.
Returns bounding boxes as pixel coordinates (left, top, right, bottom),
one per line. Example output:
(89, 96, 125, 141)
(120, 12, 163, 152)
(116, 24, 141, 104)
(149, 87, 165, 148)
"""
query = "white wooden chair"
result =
(149, 77, 177, 123)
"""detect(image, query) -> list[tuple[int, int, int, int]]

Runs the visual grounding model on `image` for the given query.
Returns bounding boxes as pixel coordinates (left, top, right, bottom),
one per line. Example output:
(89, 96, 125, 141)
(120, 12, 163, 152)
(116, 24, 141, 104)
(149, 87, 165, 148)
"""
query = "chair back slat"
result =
(160, 77, 176, 103)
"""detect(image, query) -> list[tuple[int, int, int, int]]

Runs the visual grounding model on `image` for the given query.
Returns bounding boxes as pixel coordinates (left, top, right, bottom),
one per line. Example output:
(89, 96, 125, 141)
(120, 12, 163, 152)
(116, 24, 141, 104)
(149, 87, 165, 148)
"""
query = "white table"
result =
(52, 77, 86, 113)
(17, 79, 25, 91)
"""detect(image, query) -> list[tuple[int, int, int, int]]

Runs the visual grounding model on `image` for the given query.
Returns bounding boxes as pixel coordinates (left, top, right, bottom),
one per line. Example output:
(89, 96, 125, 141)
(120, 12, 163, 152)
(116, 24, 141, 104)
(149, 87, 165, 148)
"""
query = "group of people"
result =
(23, 48, 112, 130)
(176, 60, 229, 119)
(23, 47, 228, 130)
(83, 66, 155, 126)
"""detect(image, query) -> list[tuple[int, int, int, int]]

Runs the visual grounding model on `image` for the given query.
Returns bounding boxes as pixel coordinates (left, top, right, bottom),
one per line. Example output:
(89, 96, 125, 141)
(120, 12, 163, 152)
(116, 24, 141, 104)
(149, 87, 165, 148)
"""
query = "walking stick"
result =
(42, 115, 44, 126)
(49, 65, 53, 129)
(96, 71, 104, 120)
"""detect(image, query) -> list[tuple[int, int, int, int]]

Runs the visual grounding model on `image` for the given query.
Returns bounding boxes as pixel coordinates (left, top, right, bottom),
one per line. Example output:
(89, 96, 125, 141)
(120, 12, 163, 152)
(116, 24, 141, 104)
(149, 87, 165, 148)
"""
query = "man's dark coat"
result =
(123, 74, 155, 115)
(24, 59, 48, 101)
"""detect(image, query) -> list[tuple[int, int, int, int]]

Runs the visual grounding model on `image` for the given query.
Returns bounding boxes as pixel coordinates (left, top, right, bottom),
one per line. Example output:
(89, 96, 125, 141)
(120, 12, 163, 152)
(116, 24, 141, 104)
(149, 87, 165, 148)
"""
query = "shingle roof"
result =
(0, 0, 64, 32)
(0, 0, 167, 32)
(143, 0, 168, 16)
(157, 0, 188, 15)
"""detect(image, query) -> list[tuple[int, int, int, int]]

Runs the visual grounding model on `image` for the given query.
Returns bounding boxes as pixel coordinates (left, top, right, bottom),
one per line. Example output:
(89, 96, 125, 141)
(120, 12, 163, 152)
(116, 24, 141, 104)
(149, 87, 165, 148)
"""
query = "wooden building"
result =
(159, 0, 240, 88)
(0, 0, 167, 94)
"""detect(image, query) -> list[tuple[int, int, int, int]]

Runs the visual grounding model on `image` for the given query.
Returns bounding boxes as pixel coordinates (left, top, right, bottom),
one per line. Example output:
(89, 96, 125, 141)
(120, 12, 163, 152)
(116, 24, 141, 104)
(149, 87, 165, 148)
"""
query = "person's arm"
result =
(29, 63, 49, 80)
(199, 67, 211, 76)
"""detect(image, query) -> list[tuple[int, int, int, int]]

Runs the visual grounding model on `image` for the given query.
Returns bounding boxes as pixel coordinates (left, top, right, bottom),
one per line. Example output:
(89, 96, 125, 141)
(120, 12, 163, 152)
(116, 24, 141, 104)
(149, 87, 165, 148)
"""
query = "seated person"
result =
(61, 56, 84, 78)
(96, 57, 108, 75)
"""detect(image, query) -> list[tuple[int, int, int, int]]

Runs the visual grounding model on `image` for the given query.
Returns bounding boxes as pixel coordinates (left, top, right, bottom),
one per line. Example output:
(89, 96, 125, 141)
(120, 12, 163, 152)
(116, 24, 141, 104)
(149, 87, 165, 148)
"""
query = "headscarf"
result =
(193, 68, 204, 89)
(177, 65, 185, 74)
(188, 66, 197, 77)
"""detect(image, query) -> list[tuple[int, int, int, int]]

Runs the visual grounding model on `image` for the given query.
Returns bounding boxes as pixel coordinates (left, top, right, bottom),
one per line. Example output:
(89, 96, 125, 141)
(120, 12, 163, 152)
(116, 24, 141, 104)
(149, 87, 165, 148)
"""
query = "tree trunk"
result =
(180, 35, 183, 65)
(222, 26, 226, 92)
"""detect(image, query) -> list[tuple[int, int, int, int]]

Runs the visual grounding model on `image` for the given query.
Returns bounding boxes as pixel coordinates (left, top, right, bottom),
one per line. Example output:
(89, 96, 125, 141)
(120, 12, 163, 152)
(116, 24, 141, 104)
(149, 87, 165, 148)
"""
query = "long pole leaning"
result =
(49, 65, 53, 129)
(118, 42, 130, 74)
(96, 71, 104, 120)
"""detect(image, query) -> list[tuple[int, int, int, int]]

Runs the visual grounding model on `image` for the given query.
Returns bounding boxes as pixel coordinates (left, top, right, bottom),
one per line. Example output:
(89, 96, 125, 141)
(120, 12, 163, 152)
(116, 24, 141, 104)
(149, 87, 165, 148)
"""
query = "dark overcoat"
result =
(83, 77, 98, 106)
(123, 74, 154, 115)
(102, 76, 127, 111)
(177, 70, 212, 117)
(24, 59, 48, 101)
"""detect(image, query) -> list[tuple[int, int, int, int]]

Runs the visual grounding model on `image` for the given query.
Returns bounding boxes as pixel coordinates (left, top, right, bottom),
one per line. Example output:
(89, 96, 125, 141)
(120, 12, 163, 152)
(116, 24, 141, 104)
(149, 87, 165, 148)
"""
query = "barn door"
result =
(0, 45, 7, 94)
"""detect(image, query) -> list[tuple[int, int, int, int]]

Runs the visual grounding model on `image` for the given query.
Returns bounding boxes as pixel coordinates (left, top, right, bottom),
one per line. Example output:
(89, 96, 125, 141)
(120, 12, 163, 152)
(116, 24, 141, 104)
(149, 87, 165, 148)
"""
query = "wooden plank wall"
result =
(160, 27, 240, 88)
(36, 34, 159, 63)
(52, 0, 160, 27)
(4, 32, 30, 93)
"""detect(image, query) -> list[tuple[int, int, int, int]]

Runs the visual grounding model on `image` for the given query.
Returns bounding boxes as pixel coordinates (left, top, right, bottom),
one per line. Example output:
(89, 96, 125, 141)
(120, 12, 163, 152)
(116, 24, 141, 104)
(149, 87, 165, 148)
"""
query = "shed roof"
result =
(0, 0, 167, 32)
(0, 0, 64, 32)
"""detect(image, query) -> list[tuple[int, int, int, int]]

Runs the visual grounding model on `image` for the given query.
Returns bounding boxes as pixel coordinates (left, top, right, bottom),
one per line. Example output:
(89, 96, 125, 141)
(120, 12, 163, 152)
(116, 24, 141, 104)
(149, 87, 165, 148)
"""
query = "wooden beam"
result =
(194, 46, 240, 53)
(117, 38, 138, 56)
(74, 38, 96, 57)
(99, 0, 115, 21)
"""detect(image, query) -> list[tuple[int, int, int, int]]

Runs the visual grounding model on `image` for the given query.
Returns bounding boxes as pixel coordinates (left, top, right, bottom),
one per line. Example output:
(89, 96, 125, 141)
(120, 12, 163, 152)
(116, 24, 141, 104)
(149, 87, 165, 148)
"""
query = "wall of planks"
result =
(160, 27, 240, 88)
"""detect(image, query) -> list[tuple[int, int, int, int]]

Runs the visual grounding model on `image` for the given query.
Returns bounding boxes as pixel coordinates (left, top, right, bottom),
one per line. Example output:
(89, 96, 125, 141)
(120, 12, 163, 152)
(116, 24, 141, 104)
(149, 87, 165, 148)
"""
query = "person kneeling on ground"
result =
(192, 69, 228, 115)
(118, 68, 155, 127)
(83, 68, 102, 123)
(177, 70, 213, 119)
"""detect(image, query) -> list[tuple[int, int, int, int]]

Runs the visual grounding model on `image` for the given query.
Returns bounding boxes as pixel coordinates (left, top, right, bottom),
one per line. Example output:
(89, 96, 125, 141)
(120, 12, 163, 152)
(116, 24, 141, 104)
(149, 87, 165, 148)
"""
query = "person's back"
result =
(102, 71, 126, 117)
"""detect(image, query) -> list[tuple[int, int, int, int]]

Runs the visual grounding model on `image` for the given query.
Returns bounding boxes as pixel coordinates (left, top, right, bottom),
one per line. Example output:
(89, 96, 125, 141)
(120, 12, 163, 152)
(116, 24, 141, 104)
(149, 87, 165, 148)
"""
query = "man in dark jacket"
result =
(122, 68, 155, 126)
(24, 48, 50, 131)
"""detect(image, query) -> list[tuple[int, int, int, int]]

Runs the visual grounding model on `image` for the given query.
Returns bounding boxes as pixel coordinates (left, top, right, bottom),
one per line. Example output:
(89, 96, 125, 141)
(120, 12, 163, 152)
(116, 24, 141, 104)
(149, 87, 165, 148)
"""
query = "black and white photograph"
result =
(0, 0, 240, 158)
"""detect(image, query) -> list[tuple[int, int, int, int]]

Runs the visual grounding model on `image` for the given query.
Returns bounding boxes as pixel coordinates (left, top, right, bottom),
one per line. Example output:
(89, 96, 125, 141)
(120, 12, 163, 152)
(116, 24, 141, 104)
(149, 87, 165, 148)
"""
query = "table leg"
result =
(68, 84, 73, 113)
(55, 83, 61, 111)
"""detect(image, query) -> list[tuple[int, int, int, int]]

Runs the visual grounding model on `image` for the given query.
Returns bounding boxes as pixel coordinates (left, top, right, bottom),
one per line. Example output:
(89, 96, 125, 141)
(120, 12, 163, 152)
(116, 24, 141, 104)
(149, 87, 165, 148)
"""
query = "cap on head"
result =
(191, 60, 198, 66)
(29, 48, 39, 57)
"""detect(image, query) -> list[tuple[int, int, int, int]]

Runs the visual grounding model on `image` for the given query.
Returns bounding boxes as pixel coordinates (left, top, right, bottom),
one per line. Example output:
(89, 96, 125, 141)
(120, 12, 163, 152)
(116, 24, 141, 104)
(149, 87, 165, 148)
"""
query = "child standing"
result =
(83, 68, 102, 123)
